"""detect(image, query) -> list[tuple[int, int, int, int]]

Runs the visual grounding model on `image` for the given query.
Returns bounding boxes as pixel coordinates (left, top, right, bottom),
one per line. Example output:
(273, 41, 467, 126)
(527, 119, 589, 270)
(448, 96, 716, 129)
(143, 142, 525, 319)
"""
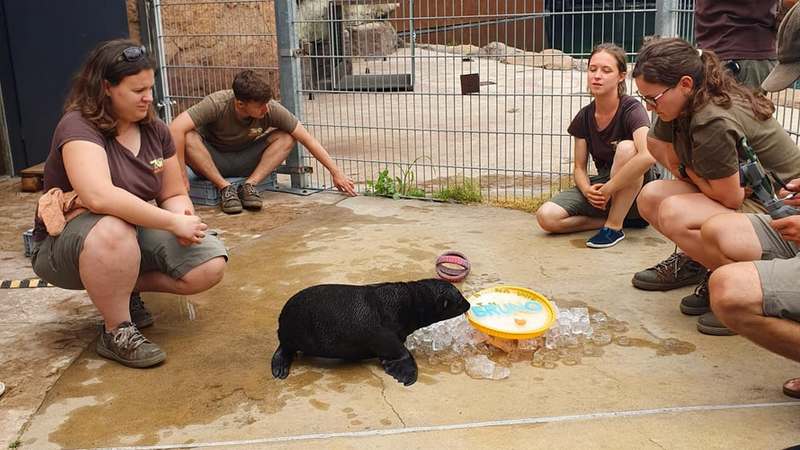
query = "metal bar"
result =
(152, 0, 174, 122)
(276, 0, 308, 189)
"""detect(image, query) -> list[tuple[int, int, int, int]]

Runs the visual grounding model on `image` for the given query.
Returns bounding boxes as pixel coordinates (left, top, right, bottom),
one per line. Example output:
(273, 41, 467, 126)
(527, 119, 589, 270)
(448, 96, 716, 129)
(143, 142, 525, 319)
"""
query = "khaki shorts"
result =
(202, 130, 284, 178)
(727, 59, 777, 90)
(31, 212, 228, 290)
(747, 213, 800, 322)
(549, 167, 658, 219)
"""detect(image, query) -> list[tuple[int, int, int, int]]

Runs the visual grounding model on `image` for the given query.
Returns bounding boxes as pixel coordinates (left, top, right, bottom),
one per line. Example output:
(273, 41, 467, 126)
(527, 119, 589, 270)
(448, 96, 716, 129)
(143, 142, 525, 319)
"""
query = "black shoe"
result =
(130, 292, 154, 329)
(680, 272, 711, 316)
(696, 312, 736, 336)
(632, 250, 707, 291)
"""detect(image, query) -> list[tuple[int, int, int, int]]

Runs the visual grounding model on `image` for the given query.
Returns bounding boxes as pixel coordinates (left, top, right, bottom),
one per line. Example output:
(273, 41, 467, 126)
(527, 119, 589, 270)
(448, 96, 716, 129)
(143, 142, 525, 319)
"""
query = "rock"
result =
(503, 48, 574, 70)
(479, 42, 526, 59)
(345, 22, 398, 57)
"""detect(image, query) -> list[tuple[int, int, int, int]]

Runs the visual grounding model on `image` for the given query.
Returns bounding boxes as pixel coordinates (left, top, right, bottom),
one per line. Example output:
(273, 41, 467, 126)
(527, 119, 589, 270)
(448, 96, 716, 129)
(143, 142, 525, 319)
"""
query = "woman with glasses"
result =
(537, 43, 656, 248)
(631, 37, 800, 335)
(30, 39, 228, 368)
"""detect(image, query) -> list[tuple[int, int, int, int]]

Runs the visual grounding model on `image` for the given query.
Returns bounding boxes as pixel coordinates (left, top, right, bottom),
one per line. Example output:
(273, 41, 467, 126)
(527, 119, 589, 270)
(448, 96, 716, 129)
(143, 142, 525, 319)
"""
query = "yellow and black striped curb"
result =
(0, 278, 51, 289)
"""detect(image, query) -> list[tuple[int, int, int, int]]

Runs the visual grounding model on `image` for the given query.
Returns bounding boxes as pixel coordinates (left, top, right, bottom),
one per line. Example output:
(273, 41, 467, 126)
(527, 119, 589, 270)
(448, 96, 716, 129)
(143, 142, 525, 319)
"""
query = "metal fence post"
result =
(275, 0, 309, 190)
(151, 0, 173, 122)
(655, 0, 678, 38)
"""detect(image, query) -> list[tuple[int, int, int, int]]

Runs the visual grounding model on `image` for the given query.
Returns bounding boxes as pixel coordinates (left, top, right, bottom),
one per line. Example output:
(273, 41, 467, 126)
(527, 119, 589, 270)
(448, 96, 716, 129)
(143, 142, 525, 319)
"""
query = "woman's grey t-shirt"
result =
(567, 95, 651, 172)
(33, 110, 176, 241)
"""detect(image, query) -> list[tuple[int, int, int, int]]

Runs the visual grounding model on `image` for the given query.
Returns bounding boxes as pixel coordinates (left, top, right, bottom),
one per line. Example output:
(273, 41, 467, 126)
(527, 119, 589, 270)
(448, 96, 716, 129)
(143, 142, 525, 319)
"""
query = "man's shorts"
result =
(202, 130, 284, 178)
(747, 213, 800, 322)
(549, 167, 658, 219)
(727, 59, 777, 90)
(31, 212, 228, 290)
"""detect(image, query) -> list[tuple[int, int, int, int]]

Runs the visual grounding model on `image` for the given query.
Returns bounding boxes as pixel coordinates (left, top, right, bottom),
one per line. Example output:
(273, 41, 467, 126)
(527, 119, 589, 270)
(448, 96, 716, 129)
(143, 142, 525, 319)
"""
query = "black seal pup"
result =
(271, 278, 470, 386)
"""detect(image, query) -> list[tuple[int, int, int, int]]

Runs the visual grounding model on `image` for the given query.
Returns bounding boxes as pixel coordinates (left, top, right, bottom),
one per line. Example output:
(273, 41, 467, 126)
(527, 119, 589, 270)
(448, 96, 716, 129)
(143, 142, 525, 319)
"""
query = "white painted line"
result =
(101, 401, 800, 450)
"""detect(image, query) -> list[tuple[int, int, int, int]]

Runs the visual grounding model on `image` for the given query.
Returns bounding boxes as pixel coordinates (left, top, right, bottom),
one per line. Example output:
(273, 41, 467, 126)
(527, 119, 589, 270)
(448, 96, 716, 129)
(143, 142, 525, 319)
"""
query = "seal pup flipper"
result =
(381, 351, 418, 386)
(369, 331, 418, 386)
(271, 345, 295, 379)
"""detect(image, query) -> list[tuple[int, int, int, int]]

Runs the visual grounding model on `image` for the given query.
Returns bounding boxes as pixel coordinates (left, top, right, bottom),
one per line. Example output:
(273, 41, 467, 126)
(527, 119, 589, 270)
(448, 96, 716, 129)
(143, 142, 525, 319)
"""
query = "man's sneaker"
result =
(237, 182, 262, 210)
(622, 217, 650, 229)
(129, 292, 154, 329)
(696, 311, 737, 336)
(586, 227, 625, 248)
(631, 251, 707, 291)
(220, 184, 242, 214)
(680, 272, 711, 316)
(96, 321, 166, 368)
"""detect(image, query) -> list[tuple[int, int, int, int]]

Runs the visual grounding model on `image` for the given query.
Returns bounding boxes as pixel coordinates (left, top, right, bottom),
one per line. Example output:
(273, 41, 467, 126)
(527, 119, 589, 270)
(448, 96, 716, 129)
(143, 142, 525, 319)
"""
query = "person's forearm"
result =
(293, 124, 342, 175)
(686, 170, 744, 208)
(85, 187, 177, 232)
(159, 194, 195, 215)
(573, 167, 591, 193)
(172, 132, 187, 172)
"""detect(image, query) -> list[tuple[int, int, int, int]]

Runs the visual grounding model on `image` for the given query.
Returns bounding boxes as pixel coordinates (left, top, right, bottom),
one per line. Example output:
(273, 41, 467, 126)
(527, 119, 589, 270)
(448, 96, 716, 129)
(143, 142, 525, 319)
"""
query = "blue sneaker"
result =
(586, 227, 625, 248)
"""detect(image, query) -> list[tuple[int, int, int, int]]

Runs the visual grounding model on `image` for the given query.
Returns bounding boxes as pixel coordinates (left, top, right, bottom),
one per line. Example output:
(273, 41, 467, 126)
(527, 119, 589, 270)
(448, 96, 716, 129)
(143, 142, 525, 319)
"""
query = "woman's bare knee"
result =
(612, 140, 636, 164)
(637, 182, 663, 221)
(709, 265, 759, 326)
(536, 202, 568, 233)
(83, 216, 139, 261)
(656, 196, 689, 236)
(179, 257, 227, 294)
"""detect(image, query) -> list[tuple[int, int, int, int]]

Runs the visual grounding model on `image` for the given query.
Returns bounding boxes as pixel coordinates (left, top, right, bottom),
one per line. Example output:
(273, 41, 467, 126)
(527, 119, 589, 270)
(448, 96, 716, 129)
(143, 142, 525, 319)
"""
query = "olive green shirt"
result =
(650, 99, 800, 183)
(186, 90, 299, 152)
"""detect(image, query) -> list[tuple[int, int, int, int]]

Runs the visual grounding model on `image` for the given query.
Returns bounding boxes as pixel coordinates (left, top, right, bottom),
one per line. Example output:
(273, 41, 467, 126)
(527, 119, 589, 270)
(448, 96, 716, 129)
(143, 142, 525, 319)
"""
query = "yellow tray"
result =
(466, 285, 557, 340)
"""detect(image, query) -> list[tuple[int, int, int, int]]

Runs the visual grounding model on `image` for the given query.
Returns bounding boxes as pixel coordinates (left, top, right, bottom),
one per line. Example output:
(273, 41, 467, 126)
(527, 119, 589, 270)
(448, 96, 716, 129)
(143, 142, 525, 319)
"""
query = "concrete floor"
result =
(1, 189, 799, 449)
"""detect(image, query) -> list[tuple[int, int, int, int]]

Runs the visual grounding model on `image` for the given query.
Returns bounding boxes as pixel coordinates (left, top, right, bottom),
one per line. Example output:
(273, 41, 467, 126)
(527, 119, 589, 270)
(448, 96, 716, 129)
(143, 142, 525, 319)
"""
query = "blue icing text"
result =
(472, 300, 543, 318)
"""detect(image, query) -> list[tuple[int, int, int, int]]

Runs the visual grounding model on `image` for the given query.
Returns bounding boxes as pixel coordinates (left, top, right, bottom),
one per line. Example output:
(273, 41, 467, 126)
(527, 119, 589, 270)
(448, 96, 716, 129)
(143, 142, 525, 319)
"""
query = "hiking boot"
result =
(129, 292, 154, 329)
(680, 272, 711, 316)
(696, 311, 737, 336)
(220, 184, 242, 214)
(96, 321, 166, 368)
(237, 182, 262, 210)
(586, 227, 625, 248)
(631, 251, 707, 291)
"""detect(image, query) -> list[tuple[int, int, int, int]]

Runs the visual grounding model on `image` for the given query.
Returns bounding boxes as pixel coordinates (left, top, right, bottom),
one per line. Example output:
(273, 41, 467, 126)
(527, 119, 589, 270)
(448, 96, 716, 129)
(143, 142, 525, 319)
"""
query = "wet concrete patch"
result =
(28, 199, 451, 447)
(16, 196, 800, 448)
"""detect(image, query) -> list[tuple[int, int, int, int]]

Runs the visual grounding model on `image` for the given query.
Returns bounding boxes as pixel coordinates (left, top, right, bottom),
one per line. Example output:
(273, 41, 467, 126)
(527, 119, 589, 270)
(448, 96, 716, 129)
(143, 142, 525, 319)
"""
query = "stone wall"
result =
(126, 0, 280, 113)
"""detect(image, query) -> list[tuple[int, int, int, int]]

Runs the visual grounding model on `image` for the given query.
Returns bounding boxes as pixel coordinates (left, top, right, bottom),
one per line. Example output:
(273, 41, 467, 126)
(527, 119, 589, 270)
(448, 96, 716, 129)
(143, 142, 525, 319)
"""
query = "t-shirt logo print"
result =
(149, 157, 165, 173)
(248, 127, 264, 139)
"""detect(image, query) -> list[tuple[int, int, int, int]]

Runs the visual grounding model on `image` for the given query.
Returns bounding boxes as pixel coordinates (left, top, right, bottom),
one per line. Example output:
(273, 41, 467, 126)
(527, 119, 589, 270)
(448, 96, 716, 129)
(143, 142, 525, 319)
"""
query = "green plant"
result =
(366, 156, 430, 199)
(9, 440, 21, 449)
(434, 179, 482, 203)
(365, 169, 397, 197)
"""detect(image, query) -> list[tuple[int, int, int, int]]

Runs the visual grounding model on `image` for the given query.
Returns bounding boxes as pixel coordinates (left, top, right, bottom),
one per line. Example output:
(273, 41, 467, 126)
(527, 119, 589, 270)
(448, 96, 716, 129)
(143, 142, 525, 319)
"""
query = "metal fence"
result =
(288, 0, 661, 201)
(148, 0, 800, 201)
(146, 0, 280, 123)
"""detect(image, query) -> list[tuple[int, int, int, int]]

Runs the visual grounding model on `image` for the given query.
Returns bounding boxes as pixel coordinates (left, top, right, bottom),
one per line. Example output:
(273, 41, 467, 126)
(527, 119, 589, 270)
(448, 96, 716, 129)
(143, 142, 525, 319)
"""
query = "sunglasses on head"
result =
(120, 46, 146, 62)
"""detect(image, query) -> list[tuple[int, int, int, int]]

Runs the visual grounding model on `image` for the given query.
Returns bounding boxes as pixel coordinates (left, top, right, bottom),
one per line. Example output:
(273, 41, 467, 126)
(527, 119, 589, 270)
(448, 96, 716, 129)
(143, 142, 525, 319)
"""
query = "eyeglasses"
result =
(120, 46, 146, 62)
(638, 86, 672, 107)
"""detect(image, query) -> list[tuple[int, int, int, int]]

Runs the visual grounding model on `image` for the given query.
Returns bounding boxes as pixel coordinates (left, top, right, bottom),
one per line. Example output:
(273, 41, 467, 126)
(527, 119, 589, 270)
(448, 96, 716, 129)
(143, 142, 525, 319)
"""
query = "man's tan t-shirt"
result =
(187, 90, 299, 152)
